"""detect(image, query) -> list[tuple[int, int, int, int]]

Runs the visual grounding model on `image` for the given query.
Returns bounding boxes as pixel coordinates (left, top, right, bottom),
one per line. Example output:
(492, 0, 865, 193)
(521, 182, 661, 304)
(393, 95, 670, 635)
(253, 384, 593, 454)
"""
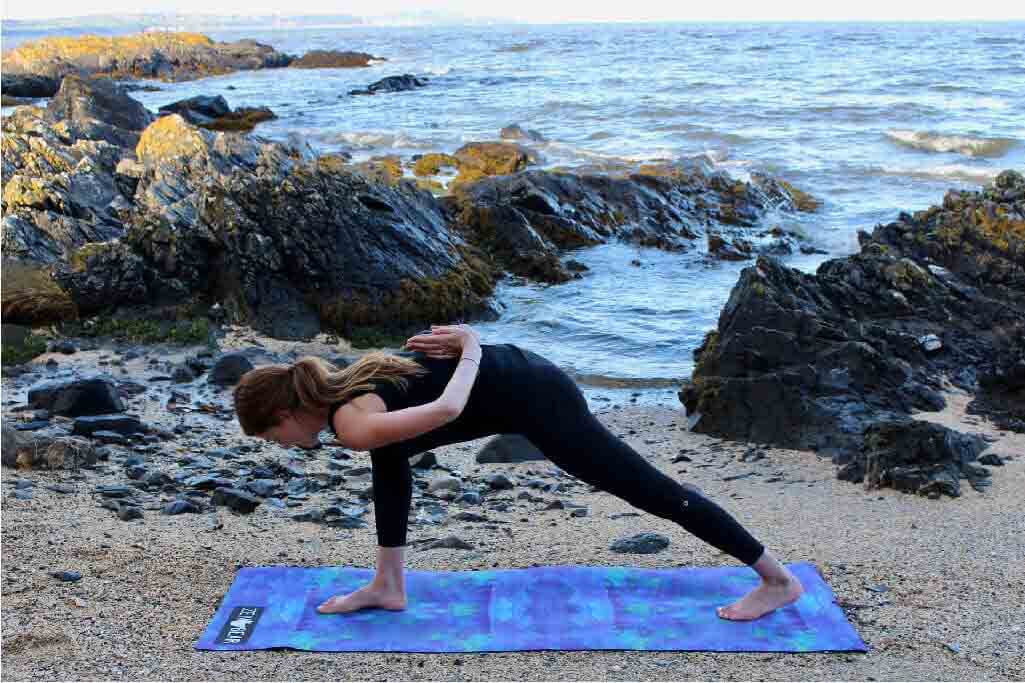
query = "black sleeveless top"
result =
(328, 343, 537, 459)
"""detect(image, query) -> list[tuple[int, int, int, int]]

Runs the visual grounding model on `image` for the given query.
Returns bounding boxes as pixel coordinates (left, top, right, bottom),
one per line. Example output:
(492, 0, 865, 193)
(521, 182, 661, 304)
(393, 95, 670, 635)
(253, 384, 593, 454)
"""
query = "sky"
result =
(2, 0, 1022, 22)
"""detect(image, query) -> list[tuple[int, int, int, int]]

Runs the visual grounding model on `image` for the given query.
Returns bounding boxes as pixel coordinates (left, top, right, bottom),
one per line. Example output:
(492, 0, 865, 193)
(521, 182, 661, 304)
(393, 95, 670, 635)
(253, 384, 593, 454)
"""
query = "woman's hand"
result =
(402, 324, 480, 359)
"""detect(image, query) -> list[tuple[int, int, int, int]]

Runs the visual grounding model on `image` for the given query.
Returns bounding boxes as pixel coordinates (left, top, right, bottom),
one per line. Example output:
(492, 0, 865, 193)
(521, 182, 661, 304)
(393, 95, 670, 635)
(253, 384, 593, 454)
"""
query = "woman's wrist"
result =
(460, 340, 482, 362)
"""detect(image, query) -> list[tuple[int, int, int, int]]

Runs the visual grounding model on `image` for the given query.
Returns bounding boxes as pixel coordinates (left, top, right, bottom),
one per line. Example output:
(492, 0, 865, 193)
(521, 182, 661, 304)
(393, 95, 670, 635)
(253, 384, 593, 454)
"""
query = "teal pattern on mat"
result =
(194, 561, 869, 653)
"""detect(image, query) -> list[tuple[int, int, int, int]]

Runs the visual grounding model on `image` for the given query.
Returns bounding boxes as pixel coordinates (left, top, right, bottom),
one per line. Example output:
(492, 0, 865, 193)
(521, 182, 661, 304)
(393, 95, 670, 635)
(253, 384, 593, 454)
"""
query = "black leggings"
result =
(370, 351, 766, 566)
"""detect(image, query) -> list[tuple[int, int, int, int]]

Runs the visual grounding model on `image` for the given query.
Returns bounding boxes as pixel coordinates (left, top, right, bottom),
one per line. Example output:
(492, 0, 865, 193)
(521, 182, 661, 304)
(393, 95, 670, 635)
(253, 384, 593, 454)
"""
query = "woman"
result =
(233, 324, 803, 621)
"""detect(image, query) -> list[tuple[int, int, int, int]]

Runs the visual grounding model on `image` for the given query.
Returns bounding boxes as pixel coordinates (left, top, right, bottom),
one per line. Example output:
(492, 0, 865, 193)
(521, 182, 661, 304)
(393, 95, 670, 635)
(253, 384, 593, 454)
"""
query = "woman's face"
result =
(257, 409, 322, 449)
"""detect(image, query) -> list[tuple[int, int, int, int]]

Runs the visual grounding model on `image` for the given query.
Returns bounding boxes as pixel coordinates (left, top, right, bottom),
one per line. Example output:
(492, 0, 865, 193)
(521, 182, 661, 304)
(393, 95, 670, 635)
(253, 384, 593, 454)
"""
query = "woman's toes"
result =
(316, 598, 335, 613)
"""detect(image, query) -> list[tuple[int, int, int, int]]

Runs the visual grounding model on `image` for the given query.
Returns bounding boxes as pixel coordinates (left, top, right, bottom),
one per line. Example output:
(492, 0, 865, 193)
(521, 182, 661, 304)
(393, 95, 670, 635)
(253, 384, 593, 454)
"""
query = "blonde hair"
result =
(233, 351, 429, 436)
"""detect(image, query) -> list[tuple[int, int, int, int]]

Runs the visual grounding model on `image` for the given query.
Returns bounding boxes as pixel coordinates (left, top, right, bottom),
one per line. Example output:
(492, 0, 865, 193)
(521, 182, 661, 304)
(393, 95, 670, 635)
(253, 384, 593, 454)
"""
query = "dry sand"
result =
(2, 342, 1023, 681)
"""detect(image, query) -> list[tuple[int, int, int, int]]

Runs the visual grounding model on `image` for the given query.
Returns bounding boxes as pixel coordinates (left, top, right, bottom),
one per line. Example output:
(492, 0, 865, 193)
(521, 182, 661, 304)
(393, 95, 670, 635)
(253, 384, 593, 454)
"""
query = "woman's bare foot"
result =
(716, 574, 804, 621)
(317, 582, 407, 614)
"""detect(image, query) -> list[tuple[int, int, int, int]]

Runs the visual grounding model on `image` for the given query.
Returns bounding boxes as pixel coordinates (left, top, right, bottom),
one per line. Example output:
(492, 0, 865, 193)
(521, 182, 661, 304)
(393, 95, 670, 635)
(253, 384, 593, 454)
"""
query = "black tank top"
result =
(328, 343, 537, 459)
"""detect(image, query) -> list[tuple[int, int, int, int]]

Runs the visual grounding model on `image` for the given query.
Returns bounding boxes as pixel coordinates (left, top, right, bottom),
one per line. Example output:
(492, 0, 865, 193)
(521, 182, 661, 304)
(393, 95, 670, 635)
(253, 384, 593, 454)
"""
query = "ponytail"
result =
(233, 351, 429, 436)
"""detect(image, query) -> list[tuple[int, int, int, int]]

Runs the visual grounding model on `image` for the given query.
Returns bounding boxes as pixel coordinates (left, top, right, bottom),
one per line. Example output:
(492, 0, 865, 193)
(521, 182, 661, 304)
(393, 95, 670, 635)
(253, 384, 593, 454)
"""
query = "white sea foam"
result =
(422, 64, 452, 76)
(871, 163, 1001, 183)
(885, 129, 1016, 158)
(330, 131, 435, 150)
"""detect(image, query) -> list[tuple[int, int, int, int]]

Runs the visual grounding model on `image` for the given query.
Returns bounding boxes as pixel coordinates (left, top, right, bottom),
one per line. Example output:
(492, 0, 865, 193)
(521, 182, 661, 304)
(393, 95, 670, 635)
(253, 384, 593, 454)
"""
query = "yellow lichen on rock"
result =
(778, 179, 820, 212)
(135, 114, 210, 166)
(453, 141, 534, 176)
(5, 32, 214, 71)
(412, 153, 459, 177)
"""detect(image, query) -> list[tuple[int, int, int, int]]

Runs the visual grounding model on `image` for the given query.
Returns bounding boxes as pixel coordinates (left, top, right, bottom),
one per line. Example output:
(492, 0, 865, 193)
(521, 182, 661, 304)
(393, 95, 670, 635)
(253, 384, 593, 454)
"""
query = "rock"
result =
(2, 425, 23, 467)
(158, 95, 231, 122)
(979, 453, 1004, 466)
(499, 123, 546, 142)
(348, 74, 428, 96)
(421, 535, 474, 550)
(453, 492, 481, 505)
(27, 376, 124, 416)
(610, 532, 670, 554)
(450, 141, 539, 187)
(412, 153, 460, 178)
(47, 339, 78, 354)
(200, 106, 276, 132)
(569, 507, 588, 517)
(157, 95, 276, 132)
(171, 364, 198, 383)
(116, 505, 143, 521)
(544, 500, 565, 510)
(427, 476, 462, 493)
(484, 473, 514, 490)
(209, 353, 254, 386)
(244, 479, 280, 497)
(2, 31, 291, 83)
(95, 484, 134, 498)
(45, 75, 154, 147)
(410, 452, 438, 469)
(52, 570, 82, 582)
(3, 431, 98, 470)
(290, 50, 383, 68)
(32, 112, 495, 338)
(451, 511, 489, 522)
(857, 419, 988, 497)
(476, 434, 547, 463)
(1, 73, 60, 98)
(71, 414, 146, 436)
(320, 506, 368, 529)
(90, 431, 129, 445)
(184, 475, 233, 491)
(919, 334, 942, 354)
(444, 159, 804, 284)
(680, 170, 1025, 483)
(211, 487, 262, 513)
(162, 499, 202, 515)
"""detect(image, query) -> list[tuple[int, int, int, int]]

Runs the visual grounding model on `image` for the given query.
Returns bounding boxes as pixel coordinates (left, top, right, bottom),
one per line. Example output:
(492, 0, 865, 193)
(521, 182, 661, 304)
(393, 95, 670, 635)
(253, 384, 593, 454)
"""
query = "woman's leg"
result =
(318, 451, 412, 614)
(526, 411, 768, 566)
(520, 354, 802, 619)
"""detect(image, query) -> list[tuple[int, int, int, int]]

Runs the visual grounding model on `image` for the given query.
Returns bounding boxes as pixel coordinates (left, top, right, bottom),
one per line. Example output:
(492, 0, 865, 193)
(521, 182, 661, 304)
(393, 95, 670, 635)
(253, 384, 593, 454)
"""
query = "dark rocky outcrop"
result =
(441, 157, 815, 283)
(2, 73, 61, 98)
(837, 419, 990, 498)
(679, 169, 1025, 496)
(158, 95, 231, 122)
(46, 75, 155, 148)
(1, 32, 291, 85)
(290, 50, 383, 69)
(3, 95, 500, 339)
(157, 95, 276, 132)
(348, 74, 428, 96)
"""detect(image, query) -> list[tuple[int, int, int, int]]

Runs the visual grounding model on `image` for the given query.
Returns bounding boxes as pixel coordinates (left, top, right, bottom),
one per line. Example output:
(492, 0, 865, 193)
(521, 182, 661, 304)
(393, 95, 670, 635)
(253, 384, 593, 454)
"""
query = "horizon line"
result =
(4, 13, 1025, 24)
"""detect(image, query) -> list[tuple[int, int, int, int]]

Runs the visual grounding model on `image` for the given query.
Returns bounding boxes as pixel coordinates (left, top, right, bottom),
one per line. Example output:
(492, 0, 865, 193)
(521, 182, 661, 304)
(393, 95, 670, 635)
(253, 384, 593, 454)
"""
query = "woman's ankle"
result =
(370, 575, 406, 594)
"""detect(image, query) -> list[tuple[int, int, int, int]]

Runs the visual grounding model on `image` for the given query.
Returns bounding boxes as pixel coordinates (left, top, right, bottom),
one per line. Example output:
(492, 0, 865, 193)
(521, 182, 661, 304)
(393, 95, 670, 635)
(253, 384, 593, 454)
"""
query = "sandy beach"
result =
(2, 341, 1022, 681)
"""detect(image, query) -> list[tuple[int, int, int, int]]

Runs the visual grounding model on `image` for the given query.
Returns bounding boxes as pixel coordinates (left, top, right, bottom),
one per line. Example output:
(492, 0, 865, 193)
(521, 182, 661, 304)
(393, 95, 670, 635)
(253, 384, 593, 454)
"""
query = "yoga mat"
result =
(195, 561, 868, 653)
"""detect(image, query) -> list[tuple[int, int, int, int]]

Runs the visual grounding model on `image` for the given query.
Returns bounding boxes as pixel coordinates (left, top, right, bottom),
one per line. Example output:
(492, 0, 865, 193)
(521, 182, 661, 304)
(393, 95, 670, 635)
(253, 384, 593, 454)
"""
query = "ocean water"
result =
(4, 21, 1024, 408)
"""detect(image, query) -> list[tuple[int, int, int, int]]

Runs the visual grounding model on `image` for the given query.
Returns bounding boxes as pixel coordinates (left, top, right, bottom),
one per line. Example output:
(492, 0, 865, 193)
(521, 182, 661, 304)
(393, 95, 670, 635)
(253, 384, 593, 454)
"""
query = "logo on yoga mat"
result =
(216, 606, 264, 644)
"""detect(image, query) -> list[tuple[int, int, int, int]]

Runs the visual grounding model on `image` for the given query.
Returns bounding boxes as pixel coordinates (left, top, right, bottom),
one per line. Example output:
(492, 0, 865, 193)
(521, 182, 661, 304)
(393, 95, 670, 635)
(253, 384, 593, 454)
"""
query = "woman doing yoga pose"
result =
(233, 324, 804, 621)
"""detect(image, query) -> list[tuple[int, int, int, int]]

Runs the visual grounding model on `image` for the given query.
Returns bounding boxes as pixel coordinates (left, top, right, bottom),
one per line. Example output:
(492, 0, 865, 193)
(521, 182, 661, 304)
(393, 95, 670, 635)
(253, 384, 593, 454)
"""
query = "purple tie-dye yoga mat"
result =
(194, 561, 867, 653)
